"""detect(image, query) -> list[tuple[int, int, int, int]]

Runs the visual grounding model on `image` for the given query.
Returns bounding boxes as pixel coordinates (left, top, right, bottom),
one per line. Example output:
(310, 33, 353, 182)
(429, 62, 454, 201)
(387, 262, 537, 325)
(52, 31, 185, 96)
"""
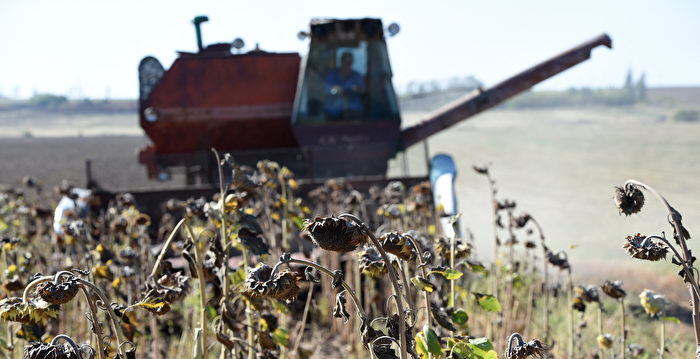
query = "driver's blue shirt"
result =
(324, 69, 365, 116)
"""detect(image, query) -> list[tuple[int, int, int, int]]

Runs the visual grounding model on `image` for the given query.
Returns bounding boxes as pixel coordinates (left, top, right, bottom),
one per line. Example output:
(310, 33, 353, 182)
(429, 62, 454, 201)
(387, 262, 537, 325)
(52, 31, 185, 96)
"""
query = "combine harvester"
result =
(115, 16, 611, 230)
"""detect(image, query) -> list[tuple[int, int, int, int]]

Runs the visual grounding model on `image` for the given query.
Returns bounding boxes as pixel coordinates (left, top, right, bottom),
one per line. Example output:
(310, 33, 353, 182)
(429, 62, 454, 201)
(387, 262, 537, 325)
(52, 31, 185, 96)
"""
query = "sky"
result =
(1, 0, 699, 100)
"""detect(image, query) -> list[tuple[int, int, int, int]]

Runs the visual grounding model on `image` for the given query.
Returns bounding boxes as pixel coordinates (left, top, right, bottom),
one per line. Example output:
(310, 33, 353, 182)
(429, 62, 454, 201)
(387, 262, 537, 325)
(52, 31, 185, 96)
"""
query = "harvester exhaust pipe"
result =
(192, 15, 210, 52)
(399, 33, 612, 150)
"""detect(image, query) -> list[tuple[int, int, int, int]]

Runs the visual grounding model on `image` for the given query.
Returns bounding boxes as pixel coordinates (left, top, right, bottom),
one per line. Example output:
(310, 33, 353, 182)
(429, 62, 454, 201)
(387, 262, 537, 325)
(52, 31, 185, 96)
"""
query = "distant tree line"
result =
(401, 75, 484, 96)
(502, 69, 648, 108)
(7, 93, 136, 113)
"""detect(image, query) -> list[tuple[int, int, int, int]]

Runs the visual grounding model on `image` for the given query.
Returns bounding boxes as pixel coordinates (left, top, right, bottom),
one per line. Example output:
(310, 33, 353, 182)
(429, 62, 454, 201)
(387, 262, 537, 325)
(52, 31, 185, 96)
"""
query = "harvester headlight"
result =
(144, 107, 158, 122)
(232, 38, 245, 50)
(387, 22, 400, 37)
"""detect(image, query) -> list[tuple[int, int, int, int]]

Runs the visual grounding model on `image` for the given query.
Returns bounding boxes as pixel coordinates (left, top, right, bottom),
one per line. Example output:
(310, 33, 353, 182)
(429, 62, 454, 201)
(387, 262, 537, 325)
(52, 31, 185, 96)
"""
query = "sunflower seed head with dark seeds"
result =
(614, 185, 644, 216)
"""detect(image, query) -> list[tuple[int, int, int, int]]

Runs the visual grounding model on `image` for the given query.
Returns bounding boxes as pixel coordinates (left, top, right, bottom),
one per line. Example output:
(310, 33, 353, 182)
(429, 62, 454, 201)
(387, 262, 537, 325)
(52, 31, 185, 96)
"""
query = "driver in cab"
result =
(325, 52, 365, 120)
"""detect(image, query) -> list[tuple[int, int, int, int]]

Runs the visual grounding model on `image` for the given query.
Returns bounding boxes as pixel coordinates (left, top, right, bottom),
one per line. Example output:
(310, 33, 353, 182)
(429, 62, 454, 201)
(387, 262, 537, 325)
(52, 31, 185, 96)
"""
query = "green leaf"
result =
(415, 332, 429, 358)
(0, 220, 8, 232)
(271, 327, 289, 347)
(270, 299, 291, 315)
(290, 216, 305, 230)
(450, 308, 469, 325)
(230, 267, 246, 287)
(444, 268, 463, 280)
(465, 260, 486, 273)
(664, 316, 681, 324)
(464, 337, 496, 358)
(450, 342, 470, 358)
(411, 276, 436, 293)
(473, 293, 501, 313)
(423, 325, 443, 356)
(206, 304, 217, 320)
(512, 272, 522, 289)
(468, 337, 494, 352)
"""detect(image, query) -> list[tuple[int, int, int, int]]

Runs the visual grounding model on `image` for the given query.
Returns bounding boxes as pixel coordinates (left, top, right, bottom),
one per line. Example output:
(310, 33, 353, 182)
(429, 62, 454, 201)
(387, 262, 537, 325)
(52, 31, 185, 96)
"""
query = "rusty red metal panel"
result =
(141, 52, 301, 154)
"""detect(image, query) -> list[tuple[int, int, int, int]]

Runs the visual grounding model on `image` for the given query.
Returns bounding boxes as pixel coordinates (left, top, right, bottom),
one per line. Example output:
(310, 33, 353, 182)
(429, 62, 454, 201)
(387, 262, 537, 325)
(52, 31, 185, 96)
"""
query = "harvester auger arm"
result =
(399, 33, 612, 150)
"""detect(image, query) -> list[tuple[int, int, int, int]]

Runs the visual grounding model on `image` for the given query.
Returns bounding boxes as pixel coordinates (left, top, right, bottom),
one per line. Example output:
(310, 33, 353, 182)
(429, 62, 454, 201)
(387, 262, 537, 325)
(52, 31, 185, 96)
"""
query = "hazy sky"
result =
(1, 1, 698, 99)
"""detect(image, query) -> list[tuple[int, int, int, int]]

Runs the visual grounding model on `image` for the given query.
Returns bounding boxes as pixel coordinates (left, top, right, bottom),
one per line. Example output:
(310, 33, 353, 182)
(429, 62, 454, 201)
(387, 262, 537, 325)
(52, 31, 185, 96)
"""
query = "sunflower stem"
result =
(339, 213, 408, 359)
(79, 286, 107, 359)
(625, 179, 700, 352)
(211, 148, 233, 358)
(530, 217, 550, 342)
(567, 271, 574, 359)
(184, 223, 208, 359)
(151, 217, 187, 278)
(660, 303, 665, 359)
(620, 298, 626, 359)
(272, 257, 366, 318)
(404, 234, 433, 328)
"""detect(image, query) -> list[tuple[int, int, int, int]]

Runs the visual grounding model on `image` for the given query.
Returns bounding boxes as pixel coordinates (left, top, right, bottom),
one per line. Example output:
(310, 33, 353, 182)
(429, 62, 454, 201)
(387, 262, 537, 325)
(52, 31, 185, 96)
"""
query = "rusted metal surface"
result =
(399, 33, 612, 150)
(140, 52, 300, 154)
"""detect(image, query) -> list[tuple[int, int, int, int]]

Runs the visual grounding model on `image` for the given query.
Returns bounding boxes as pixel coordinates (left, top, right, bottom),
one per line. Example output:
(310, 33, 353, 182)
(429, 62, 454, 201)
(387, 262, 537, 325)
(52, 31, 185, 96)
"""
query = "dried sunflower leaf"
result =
(333, 291, 350, 323)
(411, 276, 435, 293)
(131, 292, 171, 315)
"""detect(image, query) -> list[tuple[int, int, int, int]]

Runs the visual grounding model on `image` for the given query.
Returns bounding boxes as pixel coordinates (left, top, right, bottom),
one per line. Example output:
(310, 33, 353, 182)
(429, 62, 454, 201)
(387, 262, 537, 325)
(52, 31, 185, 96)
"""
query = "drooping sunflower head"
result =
(597, 334, 613, 350)
(504, 334, 549, 359)
(304, 217, 365, 253)
(244, 264, 301, 301)
(614, 184, 644, 216)
(639, 289, 666, 316)
(36, 277, 80, 305)
(379, 232, 417, 262)
(23, 341, 82, 359)
(623, 233, 667, 261)
(0, 297, 59, 324)
(601, 280, 626, 300)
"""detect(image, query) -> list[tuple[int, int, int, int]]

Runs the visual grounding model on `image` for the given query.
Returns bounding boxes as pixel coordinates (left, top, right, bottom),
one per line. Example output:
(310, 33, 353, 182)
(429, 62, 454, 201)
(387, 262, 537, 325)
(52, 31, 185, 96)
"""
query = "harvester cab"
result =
(292, 19, 402, 178)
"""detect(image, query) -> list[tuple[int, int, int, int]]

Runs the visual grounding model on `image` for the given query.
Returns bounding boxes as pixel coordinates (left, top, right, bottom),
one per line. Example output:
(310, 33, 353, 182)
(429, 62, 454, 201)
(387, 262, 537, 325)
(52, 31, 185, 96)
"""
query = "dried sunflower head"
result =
(614, 184, 644, 216)
(623, 234, 667, 261)
(304, 217, 365, 252)
(473, 165, 489, 175)
(639, 289, 665, 316)
(2, 275, 25, 292)
(244, 264, 301, 301)
(601, 280, 626, 300)
(0, 297, 59, 324)
(358, 247, 387, 279)
(435, 236, 472, 260)
(23, 341, 82, 359)
(513, 213, 532, 228)
(379, 232, 417, 262)
(597, 334, 613, 350)
(574, 285, 600, 303)
(377, 204, 403, 219)
(36, 278, 80, 305)
(628, 343, 644, 356)
(409, 181, 433, 210)
(572, 296, 586, 313)
(546, 250, 570, 271)
(373, 342, 400, 359)
(505, 335, 549, 359)
(145, 272, 191, 304)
